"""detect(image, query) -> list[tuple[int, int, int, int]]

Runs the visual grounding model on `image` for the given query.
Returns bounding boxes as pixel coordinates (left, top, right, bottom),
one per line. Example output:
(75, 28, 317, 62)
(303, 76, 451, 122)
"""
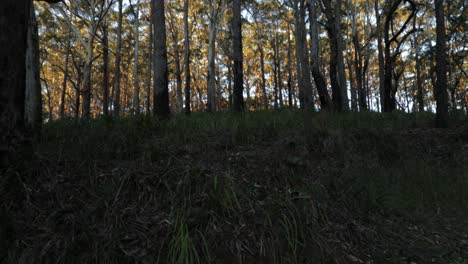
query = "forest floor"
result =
(2, 111, 468, 263)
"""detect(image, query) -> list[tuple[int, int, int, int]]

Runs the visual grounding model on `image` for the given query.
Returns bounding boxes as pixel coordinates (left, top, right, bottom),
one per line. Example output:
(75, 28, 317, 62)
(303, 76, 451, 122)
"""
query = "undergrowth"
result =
(2, 110, 467, 263)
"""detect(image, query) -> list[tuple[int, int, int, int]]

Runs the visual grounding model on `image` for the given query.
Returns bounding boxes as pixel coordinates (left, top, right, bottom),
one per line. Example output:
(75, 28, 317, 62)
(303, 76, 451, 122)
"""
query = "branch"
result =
(36, 0, 63, 3)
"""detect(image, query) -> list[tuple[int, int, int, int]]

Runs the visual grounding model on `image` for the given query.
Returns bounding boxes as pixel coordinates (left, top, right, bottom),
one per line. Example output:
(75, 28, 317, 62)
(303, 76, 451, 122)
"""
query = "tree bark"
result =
(294, 0, 314, 111)
(0, 0, 30, 166)
(183, 0, 191, 115)
(133, 0, 141, 114)
(335, 0, 349, 111)
(25, 3, 42, 131)
(60, 23, 72, 119)
(374, 0, 385, 111)
(308, 0, 332, 111)
(153, 0, 170, 117)
(207, 3, 218, 112)
(114, 0, 123, 116)
(232, 0, 244, 112)
(435, 0, 448, 127)
(287, 22, 294, 108)
(259, 46, 268, 109)
(102, 19, 110, 116)
(145, 12, 153, 113)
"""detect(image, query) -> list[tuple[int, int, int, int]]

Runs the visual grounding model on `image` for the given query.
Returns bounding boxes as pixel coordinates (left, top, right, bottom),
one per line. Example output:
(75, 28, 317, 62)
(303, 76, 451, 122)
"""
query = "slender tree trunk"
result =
(133, 0, 141, 114)
(227, 61, 233, 110)
(335, 0, 349, 111)
(145, 18, 153, 113)
(183, 0, 191, 115)
(25, 3, 42, 131)
(294, 0, 314, 111)
(153, 0, 170, 117)
(174, 47, 183, 112)
(114, 0, 123, 116)
(413, 15, 424, 112)
(259, 47, 268, 109)
(277, 33, 284, 108)
(232, 0, 244, 111)
(75, 59, 82, 119)
(102, 20, 110, 116)
(272, 38, 279, 110)
(60, 26, 72, 119)
(207, 4, 218, 112)
(82, 40, 94, 119)
(287, 23, 294, 108)
(435, 0, 448, 127)
(374, 0, 385, 111)
(347, 56, 358, 111)
(308, 0, 332, 110)
(322, 0, 342, 111)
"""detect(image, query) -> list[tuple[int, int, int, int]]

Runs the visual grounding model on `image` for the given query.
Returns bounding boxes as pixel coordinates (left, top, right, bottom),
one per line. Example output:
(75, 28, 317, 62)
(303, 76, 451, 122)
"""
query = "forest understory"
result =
(2, 111, 467, 264)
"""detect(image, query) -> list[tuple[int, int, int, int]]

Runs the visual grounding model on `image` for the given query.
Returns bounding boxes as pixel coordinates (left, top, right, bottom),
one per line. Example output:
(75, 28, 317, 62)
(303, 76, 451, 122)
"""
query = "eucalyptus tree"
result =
(382, 0, 416, 112)
(435, 0, 448, 127)
(292, 0, 314, 111)
(207, 0, 227, 112)
(54, 0, 115, 119)
(319, 0, 349, 111)
(308, 0, 332, 111)
(183, 0, 191, 114)
(153, 0, 170, 117)
(232, 0, 245, 112)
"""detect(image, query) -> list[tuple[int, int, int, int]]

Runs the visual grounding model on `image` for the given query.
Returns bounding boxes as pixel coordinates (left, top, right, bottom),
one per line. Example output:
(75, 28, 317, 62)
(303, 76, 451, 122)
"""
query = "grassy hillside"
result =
(2, 111, 468, 263)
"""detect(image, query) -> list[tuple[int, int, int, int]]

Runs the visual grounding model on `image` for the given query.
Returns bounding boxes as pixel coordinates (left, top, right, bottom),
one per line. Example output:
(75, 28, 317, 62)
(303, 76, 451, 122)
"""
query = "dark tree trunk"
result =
(0, 0, 30, 166)
(259, 47, 268, 109)
(294, 0, 314, 111)
(183, 0, 191, 115)
(272, 38, 279, 110)
(435, 0, 448, 127)
(114, 0, 123, 116)
(25, 3, 42, 131)
(232, 0, 244, 112)
(308, 0, 332, 111)
(374, 0, 385, 111)
(383, 0, 416, 112)
(60, 25, 72, 119)
(102, 20, 110, 116)
(145, 18, 153, 113)
(287, 23, 294, 108)
(153, 0, 170, 117)
(321, 0, 342, 111)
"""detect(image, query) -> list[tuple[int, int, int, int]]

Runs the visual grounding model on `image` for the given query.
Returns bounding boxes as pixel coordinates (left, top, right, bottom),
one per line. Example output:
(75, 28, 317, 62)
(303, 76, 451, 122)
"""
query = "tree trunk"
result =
(308, 0, 332, 111)
(347, 56, 358, 111)
(183, 0, 191, 115)
(335, 0, 349, 111)
(153, 0, 170, 117)
(322, 0, 342, 111)
(145, 17, 153, 113)
(25, 3, 42, 131)
(277, 33, 284, 108)
(0, 0, 30, 167)
(81, 40, 93, 119)
(207, 4, 218, 112)
(294, 0, 314, 111)
(114, 0, 123, 116)
(232, 0, 244, 112)
(374, 0, 385, 111)
(133, 0, 141, 114)
(435, 0, 448, 127)
(102, 19, 110, 116)
(60, 25, 72, 119)
(287, 23, 294, 108)
(272, 38, 279, 110)
(259, 47, 268, 109)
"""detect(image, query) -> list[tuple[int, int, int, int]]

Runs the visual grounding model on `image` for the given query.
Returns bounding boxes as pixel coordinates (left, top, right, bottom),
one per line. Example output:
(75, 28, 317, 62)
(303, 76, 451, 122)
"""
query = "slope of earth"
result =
(2, 111, 467, 263)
